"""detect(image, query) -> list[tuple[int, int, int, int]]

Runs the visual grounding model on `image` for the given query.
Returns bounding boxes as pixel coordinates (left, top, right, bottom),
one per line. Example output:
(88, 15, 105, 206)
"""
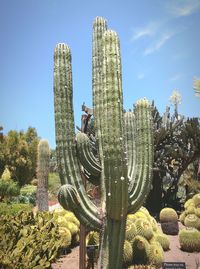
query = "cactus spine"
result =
(36, 139, 50, 212)
(54, 17, 153, 269)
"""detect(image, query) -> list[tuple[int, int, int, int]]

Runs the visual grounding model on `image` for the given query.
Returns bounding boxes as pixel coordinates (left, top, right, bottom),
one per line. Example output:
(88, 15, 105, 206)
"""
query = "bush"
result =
(18, 184, 37, 205)
(0, 202, 33, 216)
(48, 173, 61, 198)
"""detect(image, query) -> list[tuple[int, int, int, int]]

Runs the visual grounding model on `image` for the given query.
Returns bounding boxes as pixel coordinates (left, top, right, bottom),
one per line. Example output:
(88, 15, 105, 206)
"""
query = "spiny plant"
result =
(36, 139, 50, 212)
(53, 17, 153, 269)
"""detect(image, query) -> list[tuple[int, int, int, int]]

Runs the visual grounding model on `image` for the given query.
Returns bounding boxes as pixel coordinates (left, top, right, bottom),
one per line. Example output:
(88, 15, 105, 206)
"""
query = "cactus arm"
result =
(100, 30, 128, 269)
(54, 43, 101, 228)
(101, 30, 128, 220)
(92, 17, 108, 205)
(124, 111, 136, 188)
(128, 100, 153, 213)
(92, 17, 107, 143)
(76, 132, 101, 178)
(83, 168, 100, 186)
(58, 184, 101, 230)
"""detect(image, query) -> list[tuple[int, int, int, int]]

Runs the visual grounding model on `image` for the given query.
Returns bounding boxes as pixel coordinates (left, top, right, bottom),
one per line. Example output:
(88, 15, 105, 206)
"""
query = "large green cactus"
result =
(53, 17, 153, 269)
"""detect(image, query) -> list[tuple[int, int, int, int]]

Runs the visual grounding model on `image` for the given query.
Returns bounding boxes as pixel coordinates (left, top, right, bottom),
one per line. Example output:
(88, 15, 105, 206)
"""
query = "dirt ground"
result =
(51, 222, 200, 269)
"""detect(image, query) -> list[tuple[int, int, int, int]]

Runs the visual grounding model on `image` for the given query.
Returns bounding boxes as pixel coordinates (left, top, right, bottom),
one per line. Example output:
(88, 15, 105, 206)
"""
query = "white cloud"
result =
(131, 22, 159, 41)
(169, 74, 183, 81)
(167, 0, 200, 17)
(144, 32, 174, 56)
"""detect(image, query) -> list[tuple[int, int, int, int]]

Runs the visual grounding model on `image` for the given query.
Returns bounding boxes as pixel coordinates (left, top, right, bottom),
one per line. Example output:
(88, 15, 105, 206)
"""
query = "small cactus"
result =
(179, 227, 200, 252)
(159, 207, 178, 223)
(36, 139, 50, 212)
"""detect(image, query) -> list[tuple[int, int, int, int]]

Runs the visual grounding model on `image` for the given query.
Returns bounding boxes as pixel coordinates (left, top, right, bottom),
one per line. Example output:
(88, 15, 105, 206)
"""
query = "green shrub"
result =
(0, 211, 69, 268)
(0, 202, 33, 216)
(0, 168, 20, 202)
(48, 172, 61, 196)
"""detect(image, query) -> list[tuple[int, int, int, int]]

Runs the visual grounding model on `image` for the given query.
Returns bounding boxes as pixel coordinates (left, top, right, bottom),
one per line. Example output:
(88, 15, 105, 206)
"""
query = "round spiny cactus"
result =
(64, 211, 80, 227)
(138, 207, 151, 219)
(128, 214, 138, 223)
(123, 240, 133, 266)
(148, 242, 164, 268)
(132, 235, 150, 265)
(195, 207, 200, 218)
(185, 205, 195, 215)
(154, 232, 170, 251)
(184, 214, 200, 230)
(184, 198, 194, 209)
(58, 227, 72, 248)
(149, 217, 158, 232)
(86, 231, 99, 261)
(192, 194, 200, 207)
(159, 208, 178, 223)
(126, 223, 137, 242)
(179, 227, 200, 252)
(134, 211, 148, 220)
(86, 231, 99, 246)
(179, 211, 186, 224)
(135, 219, 154, 240)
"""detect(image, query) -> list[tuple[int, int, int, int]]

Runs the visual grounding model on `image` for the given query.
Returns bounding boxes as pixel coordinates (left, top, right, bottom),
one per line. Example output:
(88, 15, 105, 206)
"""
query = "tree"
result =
(146, 104, 200, 214)
(0, 167, 20, 202)
(0, 127, 39, 186)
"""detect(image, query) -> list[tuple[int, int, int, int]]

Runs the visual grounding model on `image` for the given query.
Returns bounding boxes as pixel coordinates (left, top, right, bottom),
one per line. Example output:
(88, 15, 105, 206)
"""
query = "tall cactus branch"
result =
(128, 100, 153, 213)
(54, 44, 102, 231)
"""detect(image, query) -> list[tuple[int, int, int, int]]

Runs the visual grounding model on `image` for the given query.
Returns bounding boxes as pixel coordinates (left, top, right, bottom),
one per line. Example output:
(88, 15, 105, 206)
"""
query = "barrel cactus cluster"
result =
(53, 208, 80, 248)
(86, 207, 169, 268)
(178, 193, 200, 252)
(53, 17, 154, 268)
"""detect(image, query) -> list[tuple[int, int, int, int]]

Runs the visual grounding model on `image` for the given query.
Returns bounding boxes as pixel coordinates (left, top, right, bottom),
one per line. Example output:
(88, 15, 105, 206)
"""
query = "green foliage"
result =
(12, 184, 37, 205)
(0, 127, 39, 186)
(0, 209, 80, 268)
(48, 172, 61, 197)
(0, 168, 20, 202)
(0, 202, 33, 216)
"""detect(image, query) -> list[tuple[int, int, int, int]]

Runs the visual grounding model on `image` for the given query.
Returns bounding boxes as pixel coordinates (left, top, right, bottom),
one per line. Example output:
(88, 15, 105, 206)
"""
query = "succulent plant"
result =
(193, 193, 200, 207)
(159, 207, 178, 223)
(135, 219, 154, 240)
(36, 139, 50, 212)
(179, 227, 200, 252)
(132, 236, 150, 265)
(184, 214, 200, 230)
(53, 17, 153, 269)
(123, 240, 133, 266)
(126, 223, 138, 242)
(148, 241, 164, 268)
(153, 232, 170, 251)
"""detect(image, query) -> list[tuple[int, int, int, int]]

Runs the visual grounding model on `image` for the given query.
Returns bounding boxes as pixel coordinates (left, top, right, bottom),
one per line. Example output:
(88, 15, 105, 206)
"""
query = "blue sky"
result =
(0, 0, 200, 149)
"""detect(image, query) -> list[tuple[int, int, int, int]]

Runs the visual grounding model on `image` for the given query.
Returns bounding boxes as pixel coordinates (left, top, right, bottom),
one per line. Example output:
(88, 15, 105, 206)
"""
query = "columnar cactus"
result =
(53, 17, 153, 269)
(36, 139, 50, 211)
